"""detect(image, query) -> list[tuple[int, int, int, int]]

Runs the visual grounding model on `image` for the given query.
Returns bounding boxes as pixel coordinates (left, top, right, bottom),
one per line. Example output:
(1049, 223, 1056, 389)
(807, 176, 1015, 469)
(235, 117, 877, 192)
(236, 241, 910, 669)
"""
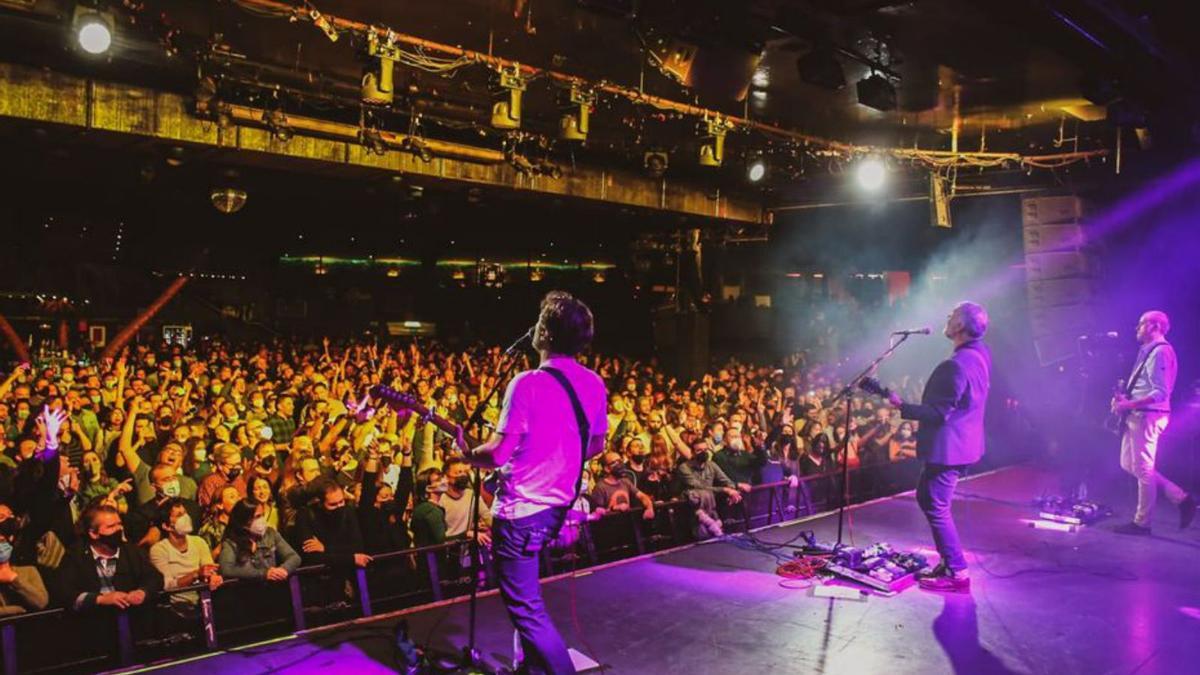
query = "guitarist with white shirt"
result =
(1111, 310, 1196, 535)
(455, 292, 607, 675)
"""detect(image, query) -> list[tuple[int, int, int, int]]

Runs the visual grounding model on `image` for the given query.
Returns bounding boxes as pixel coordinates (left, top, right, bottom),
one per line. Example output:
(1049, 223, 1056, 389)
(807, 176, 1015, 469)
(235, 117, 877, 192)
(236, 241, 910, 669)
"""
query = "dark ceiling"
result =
(0, 0, 1197, 212)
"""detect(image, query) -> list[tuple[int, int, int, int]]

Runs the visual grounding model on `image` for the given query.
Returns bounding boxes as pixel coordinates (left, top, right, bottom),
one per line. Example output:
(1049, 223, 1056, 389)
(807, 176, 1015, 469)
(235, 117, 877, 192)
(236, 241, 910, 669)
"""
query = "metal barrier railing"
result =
(0, 458, 920, 674)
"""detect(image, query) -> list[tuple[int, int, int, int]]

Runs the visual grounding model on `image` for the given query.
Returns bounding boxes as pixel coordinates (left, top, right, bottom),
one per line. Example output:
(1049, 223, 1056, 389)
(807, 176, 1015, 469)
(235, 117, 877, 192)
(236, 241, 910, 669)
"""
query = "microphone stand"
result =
(829, 333, 914, 548)
(451, 345, 527, 674)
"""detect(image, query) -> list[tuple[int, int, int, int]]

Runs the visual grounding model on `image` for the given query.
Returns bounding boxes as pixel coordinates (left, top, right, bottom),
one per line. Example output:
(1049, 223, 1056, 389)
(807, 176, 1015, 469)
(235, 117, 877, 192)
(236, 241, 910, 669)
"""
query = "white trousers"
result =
(1120, 412, 1187, 527)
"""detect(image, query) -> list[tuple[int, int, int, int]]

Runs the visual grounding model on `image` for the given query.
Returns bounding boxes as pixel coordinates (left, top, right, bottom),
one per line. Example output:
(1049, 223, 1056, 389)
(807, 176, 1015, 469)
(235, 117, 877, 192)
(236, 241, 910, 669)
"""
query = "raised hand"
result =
(38, 406, 69, 447)
(345, 391, 377, 423)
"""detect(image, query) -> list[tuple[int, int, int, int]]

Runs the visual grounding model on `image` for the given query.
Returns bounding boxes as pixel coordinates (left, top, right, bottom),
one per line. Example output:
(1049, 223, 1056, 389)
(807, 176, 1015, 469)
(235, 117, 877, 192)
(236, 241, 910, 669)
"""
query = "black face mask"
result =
(225, 466, 242, 480)
(452, 475, 471, 491)
(0, 518, 21, 539)
(95, 530, 124, 549)
(693, 451, 710, 464)
(630, 454, 649, 465)
(259, 456, 277, 470)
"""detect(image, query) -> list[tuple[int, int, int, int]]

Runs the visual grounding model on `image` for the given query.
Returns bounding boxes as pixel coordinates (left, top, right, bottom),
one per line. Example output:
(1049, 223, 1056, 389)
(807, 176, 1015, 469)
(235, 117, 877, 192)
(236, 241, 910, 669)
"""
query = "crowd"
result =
(0, 336, 923, 620)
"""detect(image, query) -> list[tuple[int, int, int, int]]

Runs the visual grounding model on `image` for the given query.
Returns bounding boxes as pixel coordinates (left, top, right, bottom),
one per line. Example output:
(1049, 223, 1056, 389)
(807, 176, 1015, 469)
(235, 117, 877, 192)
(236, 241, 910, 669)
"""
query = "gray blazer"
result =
(900, 340, 991, 466)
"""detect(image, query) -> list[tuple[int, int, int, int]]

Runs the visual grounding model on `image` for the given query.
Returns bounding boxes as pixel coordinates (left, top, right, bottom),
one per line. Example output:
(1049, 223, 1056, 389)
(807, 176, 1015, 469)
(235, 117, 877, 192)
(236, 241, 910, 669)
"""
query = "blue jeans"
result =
(917, 464, 968, 573)
(493, 507, 575, 675)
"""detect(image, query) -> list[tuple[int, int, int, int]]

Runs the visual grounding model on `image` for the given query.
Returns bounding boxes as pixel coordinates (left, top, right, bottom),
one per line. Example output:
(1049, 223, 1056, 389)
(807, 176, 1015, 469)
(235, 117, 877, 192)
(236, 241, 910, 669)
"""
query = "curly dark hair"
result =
(534, 291, 594, 356)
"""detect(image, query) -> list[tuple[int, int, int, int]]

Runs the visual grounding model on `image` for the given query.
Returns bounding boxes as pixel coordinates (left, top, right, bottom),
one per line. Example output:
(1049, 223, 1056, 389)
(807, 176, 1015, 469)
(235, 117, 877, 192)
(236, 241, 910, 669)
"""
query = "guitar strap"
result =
(1124, 343, 1165, 398)
(539, 366, 590, 506)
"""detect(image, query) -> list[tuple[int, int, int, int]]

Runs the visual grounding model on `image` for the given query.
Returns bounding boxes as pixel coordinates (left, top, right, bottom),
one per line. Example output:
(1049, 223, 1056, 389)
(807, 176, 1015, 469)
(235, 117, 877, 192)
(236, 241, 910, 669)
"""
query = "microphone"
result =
(891, 327, 932, 336)
(505, 327, 535, 356)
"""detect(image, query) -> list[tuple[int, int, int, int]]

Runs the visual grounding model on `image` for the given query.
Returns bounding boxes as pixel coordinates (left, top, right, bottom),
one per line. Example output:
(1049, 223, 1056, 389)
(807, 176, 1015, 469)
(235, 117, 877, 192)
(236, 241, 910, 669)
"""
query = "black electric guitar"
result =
(368, 384, 479, 447)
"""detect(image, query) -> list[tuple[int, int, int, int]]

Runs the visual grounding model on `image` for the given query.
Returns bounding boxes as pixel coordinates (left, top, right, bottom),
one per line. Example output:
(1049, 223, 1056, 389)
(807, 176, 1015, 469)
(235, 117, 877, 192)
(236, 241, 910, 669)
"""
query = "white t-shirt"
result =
(493, 356, 608, 520)
(443, 488, 493, 538)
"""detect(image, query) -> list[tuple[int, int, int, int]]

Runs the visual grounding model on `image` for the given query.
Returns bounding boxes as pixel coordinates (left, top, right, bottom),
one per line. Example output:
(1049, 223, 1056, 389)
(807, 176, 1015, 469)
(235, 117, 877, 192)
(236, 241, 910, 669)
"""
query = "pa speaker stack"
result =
(1022, 195, 1095, 366)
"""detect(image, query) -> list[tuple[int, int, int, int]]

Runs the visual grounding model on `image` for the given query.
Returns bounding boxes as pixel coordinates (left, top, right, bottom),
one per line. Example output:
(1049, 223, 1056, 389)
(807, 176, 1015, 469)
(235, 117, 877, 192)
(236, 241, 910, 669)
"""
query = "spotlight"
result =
(490, 64, 526, 129)
(643, 150, 668, 178)
(558, 86, 593, 142)
(856, 73, 897, 111)
(746, 157, 766, 183)
(308, 8, 339, 42)
(698, 116, 732, 167)
(855, 157, 887, 192)
(362, 31, 400, 106)
(529, 267, 545, 282)
(74, 7, 114, 55)
(263, 109, 293, 142)
(210, 187, 247, 214)
(592, 270, 606, 284)
(359, 127, 389, 156)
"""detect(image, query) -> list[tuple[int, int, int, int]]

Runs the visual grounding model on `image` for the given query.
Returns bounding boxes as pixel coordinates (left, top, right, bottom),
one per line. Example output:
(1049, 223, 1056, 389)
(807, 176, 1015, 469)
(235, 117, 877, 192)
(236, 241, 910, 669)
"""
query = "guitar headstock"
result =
(369, 384, 419, 412)
(858, 376, 892, 399)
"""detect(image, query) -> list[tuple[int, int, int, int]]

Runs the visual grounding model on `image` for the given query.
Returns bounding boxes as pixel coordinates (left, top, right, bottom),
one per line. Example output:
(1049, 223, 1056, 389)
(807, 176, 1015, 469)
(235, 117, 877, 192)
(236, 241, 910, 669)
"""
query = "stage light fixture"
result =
(559, 86, 594, 142)
(263, 109, 293, 142)
(362, 31, 400, 106)
(746, 157, 766, 183)
(74, 6, 113, 55)
(643, 150, 668, 178)
(490, 64, 526, 129)
(856, 73, 897, 111)
(855, 157, 886, 192)
(210, 187, 247, 214)
(698, 116, 732, 167)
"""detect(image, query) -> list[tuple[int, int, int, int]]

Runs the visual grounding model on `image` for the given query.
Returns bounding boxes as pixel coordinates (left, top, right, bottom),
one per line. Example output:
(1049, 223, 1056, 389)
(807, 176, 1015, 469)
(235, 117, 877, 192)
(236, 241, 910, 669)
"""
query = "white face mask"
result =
(173, 514, 194, 536)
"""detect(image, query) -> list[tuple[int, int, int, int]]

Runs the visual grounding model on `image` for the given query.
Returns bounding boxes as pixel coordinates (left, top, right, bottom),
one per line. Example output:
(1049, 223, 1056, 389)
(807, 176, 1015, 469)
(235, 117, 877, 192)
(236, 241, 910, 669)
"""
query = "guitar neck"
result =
(370, 385, 476, 445)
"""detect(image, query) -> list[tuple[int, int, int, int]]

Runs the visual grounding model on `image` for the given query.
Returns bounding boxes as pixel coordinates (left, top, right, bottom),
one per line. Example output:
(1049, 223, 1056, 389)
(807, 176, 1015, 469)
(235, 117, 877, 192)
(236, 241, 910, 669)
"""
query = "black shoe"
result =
(1181, 495, 1197, 529)
(919, 572, 971, 593)
(1113, 522, 1152, 536)
(917, 561, 948, 579)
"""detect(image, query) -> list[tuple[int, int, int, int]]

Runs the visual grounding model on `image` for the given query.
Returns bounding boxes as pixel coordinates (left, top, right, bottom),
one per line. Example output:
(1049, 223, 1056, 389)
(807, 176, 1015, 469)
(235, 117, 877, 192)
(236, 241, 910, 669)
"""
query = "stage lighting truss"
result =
(491, 63, 527, 130)
(362, 31, 401, 106)
(698, 116, 733, 167)
(558, 85, 594, 142)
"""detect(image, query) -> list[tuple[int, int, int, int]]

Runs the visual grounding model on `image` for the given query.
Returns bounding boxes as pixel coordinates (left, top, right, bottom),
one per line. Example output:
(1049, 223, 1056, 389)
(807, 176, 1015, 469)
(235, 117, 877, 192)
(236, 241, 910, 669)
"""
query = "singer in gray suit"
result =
(886, 302, 991, 593)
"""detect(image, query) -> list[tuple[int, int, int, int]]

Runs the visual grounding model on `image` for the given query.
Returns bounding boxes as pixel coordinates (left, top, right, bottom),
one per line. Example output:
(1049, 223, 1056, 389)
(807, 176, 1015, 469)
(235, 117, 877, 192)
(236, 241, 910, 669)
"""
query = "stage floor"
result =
(133, 465, 1200, 675)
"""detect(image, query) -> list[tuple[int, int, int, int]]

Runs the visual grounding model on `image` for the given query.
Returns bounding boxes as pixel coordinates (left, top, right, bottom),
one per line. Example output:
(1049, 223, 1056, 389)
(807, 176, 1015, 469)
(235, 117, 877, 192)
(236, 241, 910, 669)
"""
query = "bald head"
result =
(1137, 310, 1170, 344)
